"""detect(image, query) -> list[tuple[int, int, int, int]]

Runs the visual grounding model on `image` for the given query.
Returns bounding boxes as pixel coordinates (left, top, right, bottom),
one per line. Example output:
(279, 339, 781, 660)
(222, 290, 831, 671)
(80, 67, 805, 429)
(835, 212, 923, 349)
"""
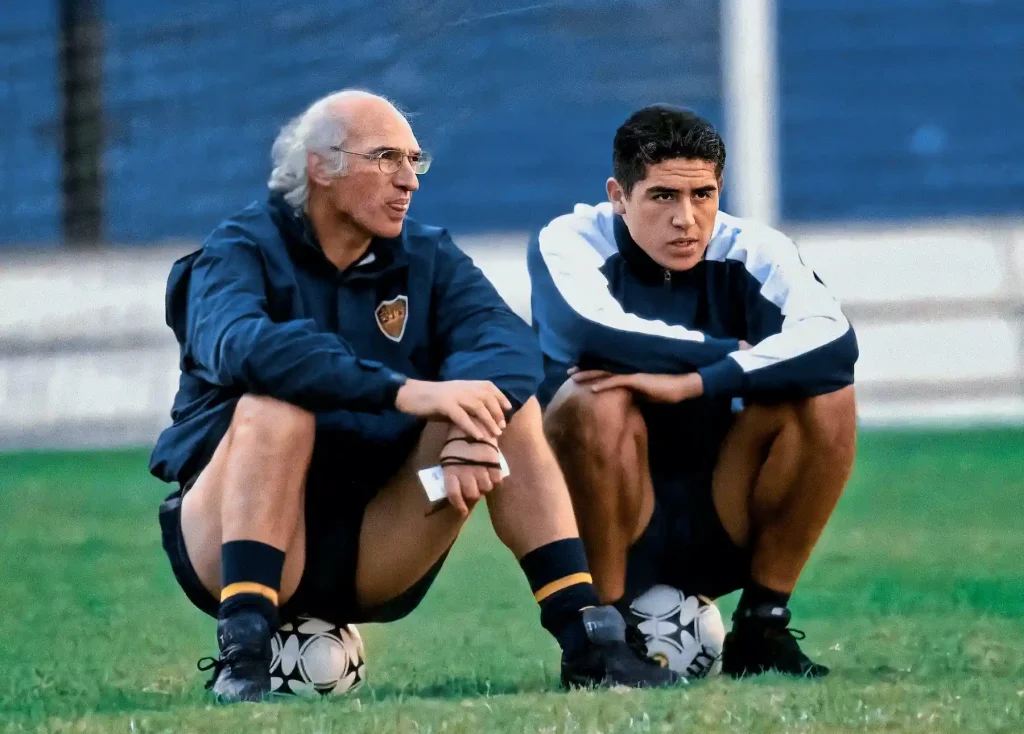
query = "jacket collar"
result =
(612, 214, 705, 285)
(267, 194, 408, 278)
(613, 215, 665, 283)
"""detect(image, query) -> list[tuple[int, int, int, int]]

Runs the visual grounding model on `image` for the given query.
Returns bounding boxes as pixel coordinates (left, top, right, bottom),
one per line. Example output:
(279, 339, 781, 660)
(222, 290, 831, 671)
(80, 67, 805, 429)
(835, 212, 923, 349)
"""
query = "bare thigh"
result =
(354, 421, 470, 608)
(180, 432, 307, 604)
(711, 401, 801, 549)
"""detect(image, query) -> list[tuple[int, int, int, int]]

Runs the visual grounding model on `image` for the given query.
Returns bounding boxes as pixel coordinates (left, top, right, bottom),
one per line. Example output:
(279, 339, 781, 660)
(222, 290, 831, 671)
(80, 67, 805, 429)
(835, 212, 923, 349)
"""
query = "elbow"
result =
(748, 324, 859, 400)
(812, 324, 859, 391)
(836, 323, 859, 380)
(812, 316, 859, 380)
(502, 377, 543, 417)
(201, 334, 244, 387)
(502, 338, 547, 414)
(204, 317, 261, 387)
(817, 326, 859, 392)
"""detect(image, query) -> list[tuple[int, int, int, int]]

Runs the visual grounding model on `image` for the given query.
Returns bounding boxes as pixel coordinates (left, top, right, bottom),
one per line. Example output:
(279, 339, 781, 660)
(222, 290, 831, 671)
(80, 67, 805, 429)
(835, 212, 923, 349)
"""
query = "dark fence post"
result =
(59, 0, 104, 247)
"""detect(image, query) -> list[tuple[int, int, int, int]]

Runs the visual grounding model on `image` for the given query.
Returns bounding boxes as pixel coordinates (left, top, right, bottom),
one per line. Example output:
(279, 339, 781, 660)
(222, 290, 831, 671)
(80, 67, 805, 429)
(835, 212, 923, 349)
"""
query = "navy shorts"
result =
(623, 401, 752, 601)
(158, 426, 447, 626)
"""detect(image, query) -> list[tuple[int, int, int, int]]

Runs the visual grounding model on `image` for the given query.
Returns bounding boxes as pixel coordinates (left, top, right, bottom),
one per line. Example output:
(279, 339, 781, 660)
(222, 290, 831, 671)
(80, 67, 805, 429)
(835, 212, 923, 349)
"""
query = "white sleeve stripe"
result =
(708, 217, 850, 374)
(729, 316, 849, 373)
(538, 223, 708, 343)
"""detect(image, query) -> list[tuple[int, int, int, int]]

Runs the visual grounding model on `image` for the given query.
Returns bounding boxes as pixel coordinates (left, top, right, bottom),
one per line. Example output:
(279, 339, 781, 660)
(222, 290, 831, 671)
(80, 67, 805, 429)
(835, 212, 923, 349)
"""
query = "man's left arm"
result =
(697, 236, 859, 401)
(432, 232, 544, 417)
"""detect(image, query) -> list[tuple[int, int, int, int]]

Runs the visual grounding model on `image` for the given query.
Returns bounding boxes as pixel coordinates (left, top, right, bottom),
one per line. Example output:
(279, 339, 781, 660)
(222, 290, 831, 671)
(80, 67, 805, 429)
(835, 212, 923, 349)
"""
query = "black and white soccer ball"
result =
(270, 616, 366, 696)
(626, 584, 725, 678)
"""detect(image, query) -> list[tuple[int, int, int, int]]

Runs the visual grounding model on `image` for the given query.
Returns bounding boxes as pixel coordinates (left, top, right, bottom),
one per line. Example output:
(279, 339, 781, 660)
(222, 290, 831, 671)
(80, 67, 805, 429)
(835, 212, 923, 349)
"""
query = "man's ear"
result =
(607, 177, 627, 215)
(307, 151, 334, 187)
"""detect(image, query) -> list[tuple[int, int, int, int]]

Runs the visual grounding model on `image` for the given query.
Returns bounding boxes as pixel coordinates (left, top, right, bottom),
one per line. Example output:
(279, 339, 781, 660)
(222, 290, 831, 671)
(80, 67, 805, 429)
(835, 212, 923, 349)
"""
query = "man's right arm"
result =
(184, 237, 406, 413)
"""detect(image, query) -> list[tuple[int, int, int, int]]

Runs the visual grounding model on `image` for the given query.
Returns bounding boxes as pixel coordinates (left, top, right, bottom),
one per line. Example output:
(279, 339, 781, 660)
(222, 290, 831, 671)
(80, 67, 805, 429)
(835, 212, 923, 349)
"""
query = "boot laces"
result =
(196, 656, 224, 690)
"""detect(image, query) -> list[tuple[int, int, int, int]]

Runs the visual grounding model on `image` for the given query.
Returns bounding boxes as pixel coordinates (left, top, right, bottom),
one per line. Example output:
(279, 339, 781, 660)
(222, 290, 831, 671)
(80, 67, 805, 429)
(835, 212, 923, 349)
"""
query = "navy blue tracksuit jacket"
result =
(149, 195, 542, 486)
(528, 202, 858, 408)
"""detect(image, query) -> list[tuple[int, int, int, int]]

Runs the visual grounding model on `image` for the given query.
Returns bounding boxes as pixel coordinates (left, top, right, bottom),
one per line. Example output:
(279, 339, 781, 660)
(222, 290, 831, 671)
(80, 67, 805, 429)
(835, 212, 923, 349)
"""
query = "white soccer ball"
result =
(269, 616, 366, 696)
(627, 584, 726, 678)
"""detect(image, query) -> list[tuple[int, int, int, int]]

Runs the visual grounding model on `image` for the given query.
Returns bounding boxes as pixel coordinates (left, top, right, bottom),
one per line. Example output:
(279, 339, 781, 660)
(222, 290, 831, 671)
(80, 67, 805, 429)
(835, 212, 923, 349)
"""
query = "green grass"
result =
(1, 429, 1023, 733)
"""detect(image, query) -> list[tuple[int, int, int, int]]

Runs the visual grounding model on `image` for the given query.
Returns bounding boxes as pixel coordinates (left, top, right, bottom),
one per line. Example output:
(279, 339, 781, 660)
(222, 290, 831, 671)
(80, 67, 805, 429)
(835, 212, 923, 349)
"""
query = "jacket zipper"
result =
(663, 269, 672, 288)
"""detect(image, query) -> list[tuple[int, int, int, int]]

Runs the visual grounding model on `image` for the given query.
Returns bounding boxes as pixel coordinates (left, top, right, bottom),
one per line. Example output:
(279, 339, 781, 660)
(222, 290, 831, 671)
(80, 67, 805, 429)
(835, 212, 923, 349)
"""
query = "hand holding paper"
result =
(419, 451, 510, 516)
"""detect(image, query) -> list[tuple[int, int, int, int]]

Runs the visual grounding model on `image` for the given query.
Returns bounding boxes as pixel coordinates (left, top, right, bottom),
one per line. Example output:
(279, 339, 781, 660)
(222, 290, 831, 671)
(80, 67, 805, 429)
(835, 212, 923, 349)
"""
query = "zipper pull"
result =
(663, 269, 672, 287)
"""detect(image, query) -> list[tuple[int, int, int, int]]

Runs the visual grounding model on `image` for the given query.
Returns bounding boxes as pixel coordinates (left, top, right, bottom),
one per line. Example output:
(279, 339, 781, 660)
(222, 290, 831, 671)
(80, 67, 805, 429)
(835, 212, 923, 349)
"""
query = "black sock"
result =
(736, 581, 791, 622)
(519, 538, 601, 657)
(219, 540, 285, 631)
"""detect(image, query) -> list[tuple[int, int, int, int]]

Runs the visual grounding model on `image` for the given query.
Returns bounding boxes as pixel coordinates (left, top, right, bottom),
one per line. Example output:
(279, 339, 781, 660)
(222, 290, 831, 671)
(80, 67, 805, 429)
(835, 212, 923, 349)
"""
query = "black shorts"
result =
(158, 427, 447, 626)
(623, 485, 751, 602)
(623, 402, 751, 601)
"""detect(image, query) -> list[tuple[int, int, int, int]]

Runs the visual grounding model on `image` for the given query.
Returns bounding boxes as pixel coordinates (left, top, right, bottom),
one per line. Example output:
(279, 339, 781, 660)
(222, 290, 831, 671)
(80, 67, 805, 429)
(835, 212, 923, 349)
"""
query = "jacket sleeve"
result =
(697, 231, 858, 400)
(182, 234, 406, 412)
(527, 228, 741, 375)
(431, 232, 543, 414)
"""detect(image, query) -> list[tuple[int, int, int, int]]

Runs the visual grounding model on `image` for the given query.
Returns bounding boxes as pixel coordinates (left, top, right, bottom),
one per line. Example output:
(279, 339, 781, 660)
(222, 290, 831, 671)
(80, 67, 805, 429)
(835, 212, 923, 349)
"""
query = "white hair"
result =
(267, 89, 396, 210)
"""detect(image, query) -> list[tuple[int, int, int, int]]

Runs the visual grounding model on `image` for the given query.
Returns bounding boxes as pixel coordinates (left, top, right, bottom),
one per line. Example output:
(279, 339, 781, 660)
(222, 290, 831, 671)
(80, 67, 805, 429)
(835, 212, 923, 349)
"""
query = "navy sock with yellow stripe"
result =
(519, 538, 601, 657)
(219, 540, 284, 630)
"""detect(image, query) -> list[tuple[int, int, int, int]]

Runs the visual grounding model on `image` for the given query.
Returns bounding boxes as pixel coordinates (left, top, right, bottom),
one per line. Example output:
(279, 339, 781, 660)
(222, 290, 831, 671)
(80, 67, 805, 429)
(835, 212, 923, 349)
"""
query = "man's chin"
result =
(373, 219, 406, 239)
(665, 253, 703, 272)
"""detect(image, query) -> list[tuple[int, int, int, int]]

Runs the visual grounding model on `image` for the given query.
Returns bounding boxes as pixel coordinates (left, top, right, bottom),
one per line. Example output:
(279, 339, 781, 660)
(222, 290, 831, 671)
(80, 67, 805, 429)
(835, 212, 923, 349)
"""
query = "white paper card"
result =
(418, 452, 510, 504)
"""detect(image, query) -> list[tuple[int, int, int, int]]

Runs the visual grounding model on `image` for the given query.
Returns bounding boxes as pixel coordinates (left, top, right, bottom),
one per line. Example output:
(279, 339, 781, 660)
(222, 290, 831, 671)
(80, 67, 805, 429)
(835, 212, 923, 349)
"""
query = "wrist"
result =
(697, 357, 745, 399)
(445, 423, 470, 439)
(444, 427, 496, 445)
(674, 373, 704, 402)
(442, 431, 499, 456)
(391, 375, 415, 408)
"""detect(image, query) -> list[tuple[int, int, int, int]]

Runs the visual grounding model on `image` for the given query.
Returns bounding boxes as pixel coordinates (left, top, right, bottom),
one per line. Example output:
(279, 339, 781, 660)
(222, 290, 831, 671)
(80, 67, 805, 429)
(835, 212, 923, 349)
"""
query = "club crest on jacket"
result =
(375, 295, 408, 342)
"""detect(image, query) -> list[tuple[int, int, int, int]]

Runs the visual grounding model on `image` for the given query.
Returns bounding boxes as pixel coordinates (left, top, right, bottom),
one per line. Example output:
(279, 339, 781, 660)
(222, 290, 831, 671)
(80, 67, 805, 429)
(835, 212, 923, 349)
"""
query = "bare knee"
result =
(798, 385, 857, 459)
(500, 396, 547, 447)
(739, 386, 856, 465)
(496, 397, 566, 490)
(229, 394, 316, 461)
(544, 381, 643, 462)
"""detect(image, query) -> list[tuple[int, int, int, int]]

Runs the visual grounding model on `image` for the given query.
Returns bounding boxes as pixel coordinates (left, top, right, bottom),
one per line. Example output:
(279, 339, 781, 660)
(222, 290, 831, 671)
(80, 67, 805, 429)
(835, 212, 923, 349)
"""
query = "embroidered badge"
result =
(375, 295, 408, 342)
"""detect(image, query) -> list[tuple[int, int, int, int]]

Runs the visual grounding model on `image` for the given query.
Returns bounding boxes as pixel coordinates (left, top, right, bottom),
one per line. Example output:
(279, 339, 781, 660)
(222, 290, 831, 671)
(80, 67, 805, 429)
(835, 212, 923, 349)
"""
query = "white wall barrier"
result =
(2, 222, 1023, 450)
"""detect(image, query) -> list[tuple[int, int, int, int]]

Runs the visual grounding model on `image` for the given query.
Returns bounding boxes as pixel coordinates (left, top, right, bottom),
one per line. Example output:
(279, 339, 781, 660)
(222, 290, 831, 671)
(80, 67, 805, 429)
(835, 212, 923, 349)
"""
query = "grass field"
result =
(2, 429, 1023, 733)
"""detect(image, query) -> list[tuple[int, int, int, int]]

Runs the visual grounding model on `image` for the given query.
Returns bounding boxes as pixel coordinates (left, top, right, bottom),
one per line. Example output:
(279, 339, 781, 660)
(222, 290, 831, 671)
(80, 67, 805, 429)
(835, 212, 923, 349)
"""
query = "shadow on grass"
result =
(357, 667, 968, 700)
(11, 661, 1002, 723)
(720, 661, 1013, 691)
(1, 677, 554, 721)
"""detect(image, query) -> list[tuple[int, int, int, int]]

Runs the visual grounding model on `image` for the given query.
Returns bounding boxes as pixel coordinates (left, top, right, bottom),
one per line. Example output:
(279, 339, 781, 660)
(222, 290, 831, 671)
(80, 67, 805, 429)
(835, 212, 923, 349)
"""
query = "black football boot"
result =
(198, 610, 273, 703)
(721, 603, 829, 679)
(561, 606, 683, 689)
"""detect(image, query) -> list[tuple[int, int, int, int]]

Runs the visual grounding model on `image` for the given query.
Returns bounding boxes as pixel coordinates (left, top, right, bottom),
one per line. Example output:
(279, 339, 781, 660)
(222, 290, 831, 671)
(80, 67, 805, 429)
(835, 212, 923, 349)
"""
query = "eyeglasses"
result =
(332, 147, 432, 174)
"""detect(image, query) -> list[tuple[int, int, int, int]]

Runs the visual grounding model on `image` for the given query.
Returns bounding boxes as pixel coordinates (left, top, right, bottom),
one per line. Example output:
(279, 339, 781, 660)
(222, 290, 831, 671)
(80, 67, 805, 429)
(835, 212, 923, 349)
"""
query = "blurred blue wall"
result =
(0, 0, 1021, 245)
(101, 0, 721, 242)
(0, 3, 60, 245)
(779, 0, 1024, 221)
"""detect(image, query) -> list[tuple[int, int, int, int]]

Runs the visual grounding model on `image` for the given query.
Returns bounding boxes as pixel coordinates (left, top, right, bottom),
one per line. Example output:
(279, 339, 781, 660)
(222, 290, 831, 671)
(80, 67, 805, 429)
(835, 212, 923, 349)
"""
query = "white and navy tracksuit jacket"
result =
(527, 202, 858, 411)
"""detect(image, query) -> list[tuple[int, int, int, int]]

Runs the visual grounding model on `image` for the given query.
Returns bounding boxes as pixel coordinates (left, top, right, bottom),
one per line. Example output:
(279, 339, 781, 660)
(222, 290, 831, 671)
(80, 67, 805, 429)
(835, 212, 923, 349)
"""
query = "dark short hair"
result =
(612, 105, 726, 195)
